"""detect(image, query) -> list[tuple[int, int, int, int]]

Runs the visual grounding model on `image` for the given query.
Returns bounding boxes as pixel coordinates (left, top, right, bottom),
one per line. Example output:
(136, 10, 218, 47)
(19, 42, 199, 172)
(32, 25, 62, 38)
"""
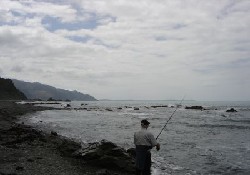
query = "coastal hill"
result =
(0, 77, 27, 100)
(12, 79, 97, 101)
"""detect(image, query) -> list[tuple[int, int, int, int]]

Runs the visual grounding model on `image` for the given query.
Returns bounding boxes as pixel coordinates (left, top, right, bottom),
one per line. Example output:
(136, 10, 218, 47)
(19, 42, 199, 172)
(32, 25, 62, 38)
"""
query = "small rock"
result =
(27, 158, 34, 162)
(134, 107, 139, 110)
(105, 108, 113, 111)
(51, 131, 58, 136)
(96, 169, 110, 175)
(66, 104, 71, 107)
(16, 166, 24, 170)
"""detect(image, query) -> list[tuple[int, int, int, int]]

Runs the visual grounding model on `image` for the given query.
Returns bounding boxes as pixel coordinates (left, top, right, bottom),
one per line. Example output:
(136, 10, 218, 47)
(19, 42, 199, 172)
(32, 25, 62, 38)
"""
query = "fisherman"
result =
(134, 119, 160, 175)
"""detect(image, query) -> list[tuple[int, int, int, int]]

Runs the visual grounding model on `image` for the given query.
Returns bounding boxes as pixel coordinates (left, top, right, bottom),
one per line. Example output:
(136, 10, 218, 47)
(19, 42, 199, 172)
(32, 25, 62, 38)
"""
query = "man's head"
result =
(141, 119, 150, 128)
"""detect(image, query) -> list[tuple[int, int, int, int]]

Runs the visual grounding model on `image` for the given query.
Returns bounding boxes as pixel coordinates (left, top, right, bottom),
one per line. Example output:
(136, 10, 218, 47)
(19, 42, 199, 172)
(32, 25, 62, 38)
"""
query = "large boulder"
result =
(46, 134, 81, 156)
(75, 140, 135, 173)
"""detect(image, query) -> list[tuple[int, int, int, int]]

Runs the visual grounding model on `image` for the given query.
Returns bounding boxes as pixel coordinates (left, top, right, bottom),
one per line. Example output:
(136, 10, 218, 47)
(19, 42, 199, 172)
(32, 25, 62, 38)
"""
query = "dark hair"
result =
(141, 119, 150, 125)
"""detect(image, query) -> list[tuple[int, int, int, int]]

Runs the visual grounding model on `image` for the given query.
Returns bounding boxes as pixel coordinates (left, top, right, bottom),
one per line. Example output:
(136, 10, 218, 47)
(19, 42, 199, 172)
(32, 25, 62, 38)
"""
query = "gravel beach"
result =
(0, 101, 132, 175)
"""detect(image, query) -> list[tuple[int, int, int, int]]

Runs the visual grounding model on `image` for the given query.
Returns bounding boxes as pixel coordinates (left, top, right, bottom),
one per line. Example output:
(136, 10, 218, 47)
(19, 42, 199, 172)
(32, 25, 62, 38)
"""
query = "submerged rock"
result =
(75, 140, 135, 173)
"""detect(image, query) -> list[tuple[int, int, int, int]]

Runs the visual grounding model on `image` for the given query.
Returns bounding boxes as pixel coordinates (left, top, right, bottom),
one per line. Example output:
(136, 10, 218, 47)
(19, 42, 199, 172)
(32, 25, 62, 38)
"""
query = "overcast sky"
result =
(0, 0, 249, 101)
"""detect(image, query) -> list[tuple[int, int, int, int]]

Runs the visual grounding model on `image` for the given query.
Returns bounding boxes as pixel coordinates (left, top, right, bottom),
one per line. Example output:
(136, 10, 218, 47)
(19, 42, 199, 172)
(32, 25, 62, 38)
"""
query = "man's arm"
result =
(148, 132, 160, 151)
(156, 143, 160, 151)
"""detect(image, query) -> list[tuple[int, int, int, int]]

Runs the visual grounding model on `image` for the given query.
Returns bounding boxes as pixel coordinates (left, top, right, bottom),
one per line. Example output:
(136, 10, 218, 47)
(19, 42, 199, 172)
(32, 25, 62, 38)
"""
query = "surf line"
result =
(156, 96, 185, 140)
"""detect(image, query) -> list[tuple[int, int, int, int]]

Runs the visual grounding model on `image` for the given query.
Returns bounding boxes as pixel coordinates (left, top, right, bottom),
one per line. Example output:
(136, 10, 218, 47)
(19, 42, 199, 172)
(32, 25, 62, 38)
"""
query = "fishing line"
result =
(156, 96, 185, 140)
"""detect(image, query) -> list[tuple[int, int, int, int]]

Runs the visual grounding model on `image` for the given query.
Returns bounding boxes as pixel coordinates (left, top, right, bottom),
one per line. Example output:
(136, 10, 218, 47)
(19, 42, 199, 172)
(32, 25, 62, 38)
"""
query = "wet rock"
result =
(2, 126, 43, 146)
(127, 148, 136, 158)
(27, 158, 34, 162)
(16, 166, 24, 170)
(76, 140, 135, 172)
(96, 169, 110, 175)
(56, 137, 81, 156)
(117, 107, 122, 110)
(226, 108, 237, 112)
(105, 108, 113, 111)
(0, 172, 17, 175)
(134, 107, 139, 110)
(47, 97, 56, 101)
(185, 106, 203, 110)
(51, 131, 58, 136)
(151, 105, 168, 108)
(65, 104, 71, 108)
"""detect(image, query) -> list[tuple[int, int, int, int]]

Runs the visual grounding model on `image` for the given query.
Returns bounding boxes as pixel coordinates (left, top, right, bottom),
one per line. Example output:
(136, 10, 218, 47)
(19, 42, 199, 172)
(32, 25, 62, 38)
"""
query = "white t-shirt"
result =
(134, 128, 158, 147)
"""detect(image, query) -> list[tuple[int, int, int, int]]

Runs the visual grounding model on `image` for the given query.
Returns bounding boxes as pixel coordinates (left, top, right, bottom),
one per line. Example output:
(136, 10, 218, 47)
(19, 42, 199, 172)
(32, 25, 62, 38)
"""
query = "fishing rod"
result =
(156, 96, 185, 140)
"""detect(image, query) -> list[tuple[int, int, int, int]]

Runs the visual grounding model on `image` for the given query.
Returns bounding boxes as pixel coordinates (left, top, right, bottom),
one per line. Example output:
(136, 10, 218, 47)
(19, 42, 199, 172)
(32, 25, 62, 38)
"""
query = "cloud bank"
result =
(0, 0, 249, 100)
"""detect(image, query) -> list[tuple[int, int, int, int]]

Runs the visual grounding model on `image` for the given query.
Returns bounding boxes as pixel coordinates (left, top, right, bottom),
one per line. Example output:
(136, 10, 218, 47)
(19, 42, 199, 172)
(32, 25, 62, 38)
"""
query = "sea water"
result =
(23, 101, 250, 174)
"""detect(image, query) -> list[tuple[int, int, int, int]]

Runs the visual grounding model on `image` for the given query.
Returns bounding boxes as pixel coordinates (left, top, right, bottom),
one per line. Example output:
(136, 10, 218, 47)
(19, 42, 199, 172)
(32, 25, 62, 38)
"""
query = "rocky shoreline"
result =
(0, 101, 134, 175)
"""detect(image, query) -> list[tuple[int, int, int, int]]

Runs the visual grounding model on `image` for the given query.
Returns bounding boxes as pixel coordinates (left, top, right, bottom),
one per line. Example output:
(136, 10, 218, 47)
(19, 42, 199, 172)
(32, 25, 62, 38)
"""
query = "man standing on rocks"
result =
(134, 119, 160, 175)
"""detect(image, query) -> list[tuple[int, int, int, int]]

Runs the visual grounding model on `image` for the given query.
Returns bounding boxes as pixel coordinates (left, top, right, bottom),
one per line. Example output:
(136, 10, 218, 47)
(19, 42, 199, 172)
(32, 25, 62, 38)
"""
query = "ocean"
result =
(22, 100, 250, 174)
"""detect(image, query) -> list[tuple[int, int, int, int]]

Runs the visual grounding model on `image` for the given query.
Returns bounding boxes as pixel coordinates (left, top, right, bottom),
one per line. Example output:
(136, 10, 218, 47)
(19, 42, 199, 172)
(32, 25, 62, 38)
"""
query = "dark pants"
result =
(135, 145, 152, 175)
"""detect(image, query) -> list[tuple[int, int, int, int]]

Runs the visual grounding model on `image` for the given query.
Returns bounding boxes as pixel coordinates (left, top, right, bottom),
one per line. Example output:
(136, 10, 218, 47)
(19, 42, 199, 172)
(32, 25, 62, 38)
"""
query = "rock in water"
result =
(185, 106, 203, 110)
(75, 140, 135, 173)
(226, 108, 237, 112)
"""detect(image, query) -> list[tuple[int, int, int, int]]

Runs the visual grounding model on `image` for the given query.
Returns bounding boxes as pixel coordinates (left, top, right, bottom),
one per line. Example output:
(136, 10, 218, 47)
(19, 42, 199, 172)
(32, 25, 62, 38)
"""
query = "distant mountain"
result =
(0, 77, 27, 100)
(12, 79, 97, 101)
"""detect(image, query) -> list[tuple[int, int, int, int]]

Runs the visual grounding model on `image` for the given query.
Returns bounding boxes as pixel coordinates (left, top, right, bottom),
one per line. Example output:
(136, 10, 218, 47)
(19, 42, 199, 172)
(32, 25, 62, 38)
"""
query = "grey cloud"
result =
(192, 57, 250, 76)
(154, 36, 184, 42)
(0, 29, 23, 47)
(11, 66, 23, 73)
(0, 0, 250, 100)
